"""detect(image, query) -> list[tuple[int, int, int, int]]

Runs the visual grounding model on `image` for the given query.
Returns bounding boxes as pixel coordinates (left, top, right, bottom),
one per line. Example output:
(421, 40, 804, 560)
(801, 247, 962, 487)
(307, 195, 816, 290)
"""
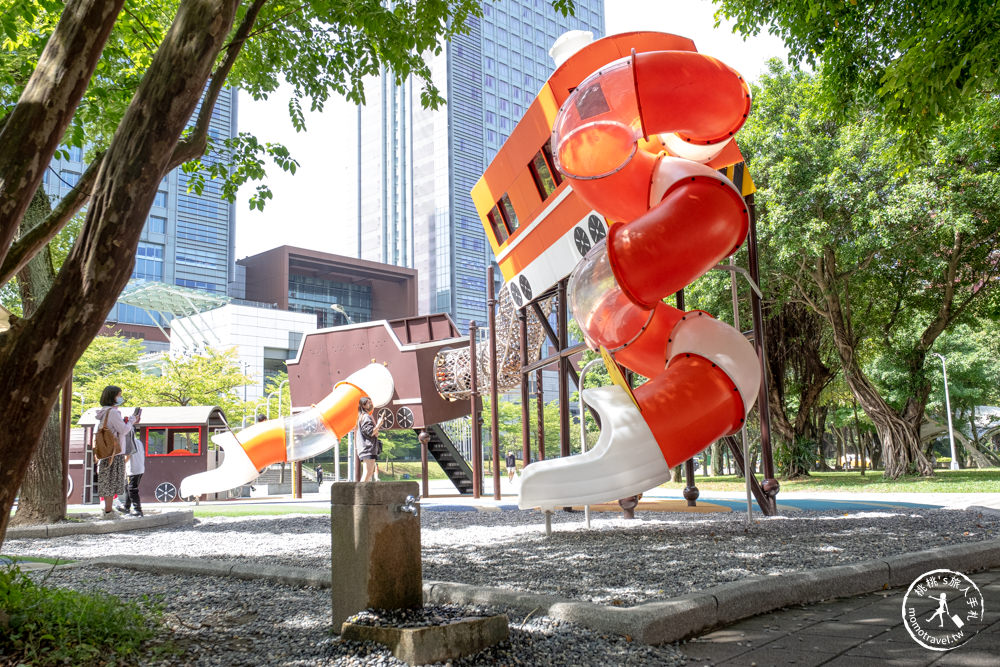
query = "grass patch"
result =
(318, 460, 451, 481)
(0, 555, 75, 566)
(660, 468, 1000, 493)
(192, 505, 329, 518)
(0, 564, 162, 666)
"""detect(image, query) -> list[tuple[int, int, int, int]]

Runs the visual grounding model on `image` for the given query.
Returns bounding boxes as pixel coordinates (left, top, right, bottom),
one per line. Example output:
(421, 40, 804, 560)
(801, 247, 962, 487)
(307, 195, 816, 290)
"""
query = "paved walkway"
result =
(683, 568, 1000, 666)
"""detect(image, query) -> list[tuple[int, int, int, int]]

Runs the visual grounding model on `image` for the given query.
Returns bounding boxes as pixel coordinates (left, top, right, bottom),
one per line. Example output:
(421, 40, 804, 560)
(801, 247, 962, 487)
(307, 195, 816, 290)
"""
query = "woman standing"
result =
(95, 385, 131, 518)
(356, 397, 383, 482)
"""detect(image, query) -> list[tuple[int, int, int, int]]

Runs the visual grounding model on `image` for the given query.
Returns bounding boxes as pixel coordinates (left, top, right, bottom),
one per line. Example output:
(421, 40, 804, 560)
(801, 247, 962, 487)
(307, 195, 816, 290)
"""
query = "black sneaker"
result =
(131, 509, 144, 517)
(115, 505, 129, 514)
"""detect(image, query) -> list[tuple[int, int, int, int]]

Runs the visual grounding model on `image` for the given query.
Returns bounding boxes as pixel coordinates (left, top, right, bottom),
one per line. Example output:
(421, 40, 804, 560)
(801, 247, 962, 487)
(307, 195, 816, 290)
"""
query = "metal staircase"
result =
(419, 424, 474, 495)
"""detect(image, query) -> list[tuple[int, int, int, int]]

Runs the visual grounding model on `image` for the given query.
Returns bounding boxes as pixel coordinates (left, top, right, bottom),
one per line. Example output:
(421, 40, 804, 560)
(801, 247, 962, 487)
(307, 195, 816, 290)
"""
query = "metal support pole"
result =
(730, 254, 754, 522)
(293, 461, 302, 498)
(579, 359, 604, 529)
(469, 320, 482, 498)
(488, 267, 501, 500)
(419, 431, 430, 498)
(675, 289, 700, 506)
(61, 375, 71, 510)
(276, 379, 289, 418)
(536, 369, 545, 461)
(557, 279, 570, 459)
(933, 352, 959, 470)
(519, 307, 531, 469)
(745, 194, 779, 501)
(335, 433, 342, 482)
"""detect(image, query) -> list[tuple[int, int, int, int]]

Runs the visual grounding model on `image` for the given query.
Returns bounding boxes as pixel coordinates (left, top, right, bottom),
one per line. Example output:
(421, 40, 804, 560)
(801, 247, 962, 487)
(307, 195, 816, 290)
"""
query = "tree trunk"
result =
(711, 440, 724, 476)
(814, 247, 933, 478)
(670, 464, 683, 483)
(10, 188, 64, 526)
(0, 0, 242, 549)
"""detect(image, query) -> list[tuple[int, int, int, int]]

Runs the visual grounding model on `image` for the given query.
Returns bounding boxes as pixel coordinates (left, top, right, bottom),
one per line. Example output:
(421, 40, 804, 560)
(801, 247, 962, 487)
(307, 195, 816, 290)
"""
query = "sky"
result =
(233, 0, 787, 260)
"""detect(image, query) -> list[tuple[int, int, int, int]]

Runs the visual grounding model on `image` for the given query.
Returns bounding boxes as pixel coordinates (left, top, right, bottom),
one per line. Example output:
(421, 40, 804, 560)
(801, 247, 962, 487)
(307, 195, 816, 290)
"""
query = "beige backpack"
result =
(94, 410, 118, 461)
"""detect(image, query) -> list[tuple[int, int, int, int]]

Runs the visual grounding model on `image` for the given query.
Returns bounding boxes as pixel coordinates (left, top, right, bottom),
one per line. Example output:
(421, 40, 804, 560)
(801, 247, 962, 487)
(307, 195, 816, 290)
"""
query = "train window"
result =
(529, 150, 557, 199)
(487, 205, 509, 243)
(542, 140, 562, 186)
(171, 429, 200, 456)
(500, 193, 519, 231)
(146, 427, 201, 456)
(146, 429, 167, 455)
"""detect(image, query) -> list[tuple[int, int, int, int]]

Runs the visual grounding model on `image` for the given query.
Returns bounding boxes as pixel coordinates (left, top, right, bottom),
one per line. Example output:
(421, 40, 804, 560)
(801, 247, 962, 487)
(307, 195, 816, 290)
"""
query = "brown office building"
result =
(238, 246, 418, 328)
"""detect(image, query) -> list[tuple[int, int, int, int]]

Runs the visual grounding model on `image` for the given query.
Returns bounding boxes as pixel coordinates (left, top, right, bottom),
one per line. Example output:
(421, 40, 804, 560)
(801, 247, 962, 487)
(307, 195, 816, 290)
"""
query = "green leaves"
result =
(0, 563, 161, 666)
(715, 0, 1000, 141)
(181, 131, 298, 212)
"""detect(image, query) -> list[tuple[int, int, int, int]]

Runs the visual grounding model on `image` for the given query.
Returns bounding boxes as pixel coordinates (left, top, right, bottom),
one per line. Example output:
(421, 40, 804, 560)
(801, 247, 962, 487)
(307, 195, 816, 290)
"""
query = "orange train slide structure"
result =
(471, 31, 762, 511)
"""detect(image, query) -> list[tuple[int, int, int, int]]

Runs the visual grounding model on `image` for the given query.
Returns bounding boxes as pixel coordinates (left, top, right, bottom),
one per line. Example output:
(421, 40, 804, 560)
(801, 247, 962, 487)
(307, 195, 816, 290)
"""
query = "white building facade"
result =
(169, 304, 316, 403)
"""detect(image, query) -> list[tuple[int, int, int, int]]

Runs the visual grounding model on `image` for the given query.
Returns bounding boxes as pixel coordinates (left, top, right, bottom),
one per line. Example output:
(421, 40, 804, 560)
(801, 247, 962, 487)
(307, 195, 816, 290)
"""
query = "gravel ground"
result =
(7, 507, 1000, 665)
(26, 569, 687, 666)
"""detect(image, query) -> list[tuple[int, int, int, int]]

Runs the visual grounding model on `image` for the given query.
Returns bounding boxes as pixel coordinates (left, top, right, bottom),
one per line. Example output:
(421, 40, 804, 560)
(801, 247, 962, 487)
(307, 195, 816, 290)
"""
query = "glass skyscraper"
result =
(43, 89, 239, 350)
(358, 0, 605, 332)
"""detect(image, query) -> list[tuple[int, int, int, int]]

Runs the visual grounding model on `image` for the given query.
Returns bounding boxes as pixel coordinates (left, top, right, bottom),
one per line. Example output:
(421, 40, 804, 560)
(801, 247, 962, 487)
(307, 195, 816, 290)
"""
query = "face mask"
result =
(115, 396, 125, 406)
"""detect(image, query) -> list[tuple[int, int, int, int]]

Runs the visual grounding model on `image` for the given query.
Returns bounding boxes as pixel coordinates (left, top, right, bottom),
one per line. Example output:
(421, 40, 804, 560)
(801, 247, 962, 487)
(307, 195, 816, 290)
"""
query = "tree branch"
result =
(168, 0, 270, 170)
(0, 154, 103, 287)
(0, 0, 125, 264)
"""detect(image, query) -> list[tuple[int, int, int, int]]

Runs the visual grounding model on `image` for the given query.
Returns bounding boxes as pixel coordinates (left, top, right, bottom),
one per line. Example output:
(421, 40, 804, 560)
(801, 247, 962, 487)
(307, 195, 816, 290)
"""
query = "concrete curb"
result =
(85, 538, 1000, 645)
(424, 537, 1000, 644)
(88, 556, 331, 589)
(5, 510, 195, 539)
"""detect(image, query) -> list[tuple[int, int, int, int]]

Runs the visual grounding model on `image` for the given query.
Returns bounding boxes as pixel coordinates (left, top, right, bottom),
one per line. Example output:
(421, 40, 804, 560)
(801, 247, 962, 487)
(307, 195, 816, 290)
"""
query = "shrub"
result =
(0, 564, 161, 665)
(775, 438, 814, 478)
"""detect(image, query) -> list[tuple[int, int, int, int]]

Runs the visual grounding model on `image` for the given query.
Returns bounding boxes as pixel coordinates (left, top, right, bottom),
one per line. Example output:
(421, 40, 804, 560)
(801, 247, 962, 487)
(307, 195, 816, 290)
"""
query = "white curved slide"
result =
(517, 384, 670, 512)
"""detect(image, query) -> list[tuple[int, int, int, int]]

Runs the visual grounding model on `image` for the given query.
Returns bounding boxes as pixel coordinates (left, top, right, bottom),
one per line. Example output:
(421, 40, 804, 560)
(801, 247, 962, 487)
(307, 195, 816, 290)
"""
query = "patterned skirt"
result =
(97, 454, 126, 499)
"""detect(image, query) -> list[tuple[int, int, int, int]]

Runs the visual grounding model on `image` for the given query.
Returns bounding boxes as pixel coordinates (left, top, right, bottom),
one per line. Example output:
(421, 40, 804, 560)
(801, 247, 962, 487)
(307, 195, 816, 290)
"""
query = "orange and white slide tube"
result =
(518, 40, 761, 511)
(179, 363, 393, 499)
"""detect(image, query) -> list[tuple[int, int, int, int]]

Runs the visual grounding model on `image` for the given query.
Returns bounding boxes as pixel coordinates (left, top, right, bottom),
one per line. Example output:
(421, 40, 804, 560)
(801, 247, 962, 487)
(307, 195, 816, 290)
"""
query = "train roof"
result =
(78, 405, 228, 428)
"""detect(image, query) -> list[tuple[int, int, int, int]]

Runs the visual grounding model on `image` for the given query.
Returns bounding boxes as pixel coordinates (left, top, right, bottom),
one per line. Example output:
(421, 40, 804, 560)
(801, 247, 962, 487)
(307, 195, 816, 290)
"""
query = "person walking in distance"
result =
(356, 397, 384, 482)
(506, 450, 517, 483)
(118, 407, 145, 517)
(95, 386, 131, 519)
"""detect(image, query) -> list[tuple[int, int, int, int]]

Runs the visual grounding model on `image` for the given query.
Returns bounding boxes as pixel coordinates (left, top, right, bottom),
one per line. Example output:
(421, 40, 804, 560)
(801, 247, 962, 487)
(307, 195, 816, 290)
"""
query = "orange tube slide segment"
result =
(237, 382, 365, 471)
(633, 354, 746, 467)
(317, 381, 366, 441)
(237, 420, 287, 471)
(607, 301, 683, 379)
(591, 300, 684, 378)
(607, 178, 748, 307)
(559, 137, 658, 225)
(633, 51, 751, 145)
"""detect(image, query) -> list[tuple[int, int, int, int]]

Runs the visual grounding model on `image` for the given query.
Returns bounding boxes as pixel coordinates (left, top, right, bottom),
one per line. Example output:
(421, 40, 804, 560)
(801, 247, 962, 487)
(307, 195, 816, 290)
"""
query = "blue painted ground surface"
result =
(706, 497, 939, 512)
(421, 497, 941, 513)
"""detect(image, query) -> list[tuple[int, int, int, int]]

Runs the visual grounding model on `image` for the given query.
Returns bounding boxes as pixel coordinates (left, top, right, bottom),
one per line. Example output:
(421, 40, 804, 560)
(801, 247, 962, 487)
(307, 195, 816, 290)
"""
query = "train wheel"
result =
(519, 275, 532, 301)
(376, 407, 394, 429)
(396, 407, 415, 429)
(588, 214, 607, 243)
(574, 226, 592, 256)
(155, 482, 177, 503)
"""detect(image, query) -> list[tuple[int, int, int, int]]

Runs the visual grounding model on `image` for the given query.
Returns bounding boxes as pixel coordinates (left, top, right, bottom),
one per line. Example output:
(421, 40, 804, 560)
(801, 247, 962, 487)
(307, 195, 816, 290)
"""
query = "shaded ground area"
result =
(6, 508, 999, 607)
(681, 567, 1000, 666)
